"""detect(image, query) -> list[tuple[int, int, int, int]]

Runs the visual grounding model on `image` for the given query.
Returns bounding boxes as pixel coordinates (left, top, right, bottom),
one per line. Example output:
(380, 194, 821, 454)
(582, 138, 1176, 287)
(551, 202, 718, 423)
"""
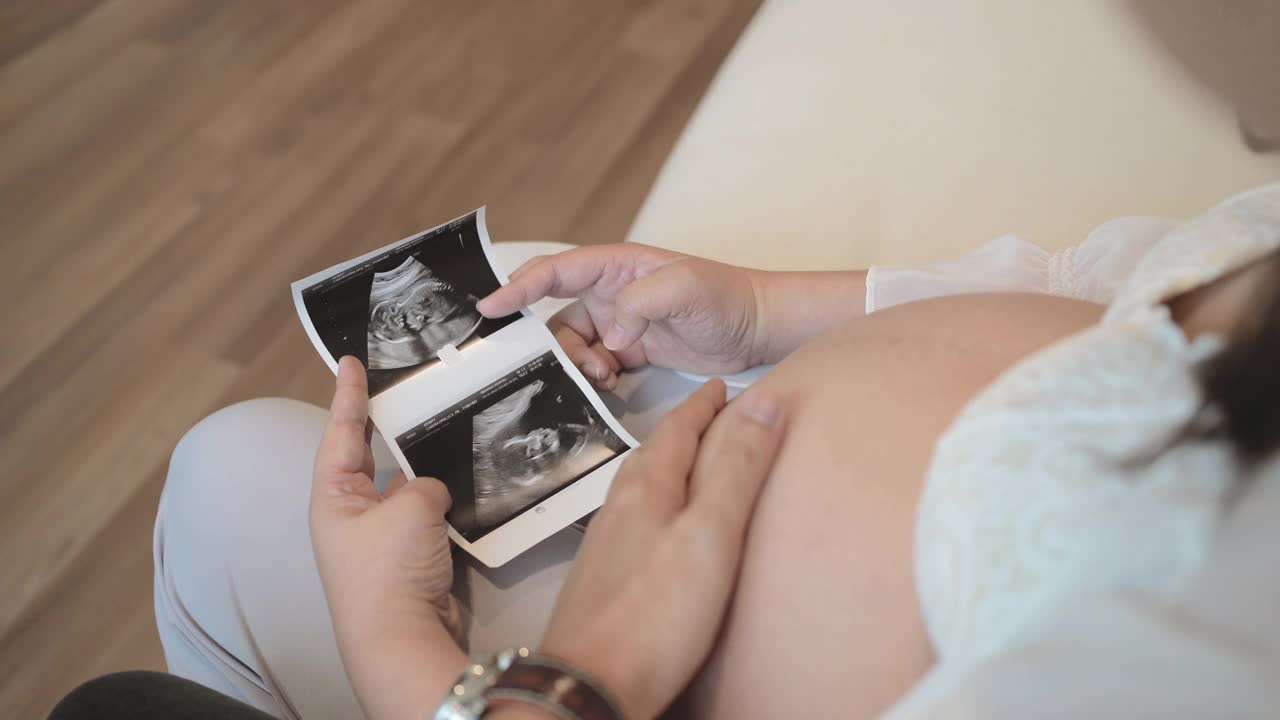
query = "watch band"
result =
(433, 648, 528, 720)
(486, 655, 623, 720)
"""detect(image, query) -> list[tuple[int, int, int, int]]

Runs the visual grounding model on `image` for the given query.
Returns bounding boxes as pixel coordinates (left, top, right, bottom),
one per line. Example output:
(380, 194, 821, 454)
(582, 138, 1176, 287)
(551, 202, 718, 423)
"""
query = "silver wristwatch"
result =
(432, 647, 528, 720)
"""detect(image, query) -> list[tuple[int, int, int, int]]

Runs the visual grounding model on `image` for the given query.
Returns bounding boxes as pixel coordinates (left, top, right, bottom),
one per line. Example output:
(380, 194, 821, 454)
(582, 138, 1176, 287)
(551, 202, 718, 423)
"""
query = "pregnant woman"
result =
(110, 184, 1278, 720)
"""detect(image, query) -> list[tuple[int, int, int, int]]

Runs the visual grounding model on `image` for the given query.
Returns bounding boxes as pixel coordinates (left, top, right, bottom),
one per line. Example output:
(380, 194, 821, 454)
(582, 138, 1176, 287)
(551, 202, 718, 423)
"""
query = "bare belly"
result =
(684, 293, 1104, 719)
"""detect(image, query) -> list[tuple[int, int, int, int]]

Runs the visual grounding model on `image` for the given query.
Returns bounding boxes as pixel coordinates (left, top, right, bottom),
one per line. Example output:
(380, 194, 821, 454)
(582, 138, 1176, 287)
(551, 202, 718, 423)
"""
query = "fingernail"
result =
(582, 362, 603, 381)
(476, 296, 495, 316)
(603, 323, 625, 350)
(735, 390, 783, 428)
(337, 355, 358, 379)
(603, 374, 617, 391)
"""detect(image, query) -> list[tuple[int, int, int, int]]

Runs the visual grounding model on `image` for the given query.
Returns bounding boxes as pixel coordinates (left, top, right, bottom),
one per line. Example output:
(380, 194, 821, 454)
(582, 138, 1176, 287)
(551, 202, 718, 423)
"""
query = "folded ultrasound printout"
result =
(292, 209, 637, 566)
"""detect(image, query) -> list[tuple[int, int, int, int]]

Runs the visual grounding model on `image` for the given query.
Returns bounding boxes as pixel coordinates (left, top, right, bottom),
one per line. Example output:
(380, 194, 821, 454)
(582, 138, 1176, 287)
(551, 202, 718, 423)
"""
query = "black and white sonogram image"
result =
(396, 352, 630, 541)
(367, 256, 482, 370)
(299, 212, 519, 395)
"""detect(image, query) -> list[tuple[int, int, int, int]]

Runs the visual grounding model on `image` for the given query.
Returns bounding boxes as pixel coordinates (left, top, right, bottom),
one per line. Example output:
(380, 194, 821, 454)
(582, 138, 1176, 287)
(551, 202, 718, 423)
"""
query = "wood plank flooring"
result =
(0, 2, 760, 716)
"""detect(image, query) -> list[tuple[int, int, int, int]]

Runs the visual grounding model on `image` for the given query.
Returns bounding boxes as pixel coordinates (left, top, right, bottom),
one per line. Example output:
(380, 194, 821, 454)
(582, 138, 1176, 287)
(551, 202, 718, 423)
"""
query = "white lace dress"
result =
(864, 184, 1280, 718)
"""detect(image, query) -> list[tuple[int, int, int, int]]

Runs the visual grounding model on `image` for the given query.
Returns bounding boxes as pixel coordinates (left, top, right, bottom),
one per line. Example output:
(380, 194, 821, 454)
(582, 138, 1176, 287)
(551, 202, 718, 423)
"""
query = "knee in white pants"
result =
(154, 397, 364, 720)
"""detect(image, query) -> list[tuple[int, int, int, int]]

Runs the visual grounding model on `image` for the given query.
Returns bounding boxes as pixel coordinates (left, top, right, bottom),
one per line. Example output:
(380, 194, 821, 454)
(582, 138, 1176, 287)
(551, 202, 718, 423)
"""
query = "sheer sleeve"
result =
(865, 217, 1180, 314)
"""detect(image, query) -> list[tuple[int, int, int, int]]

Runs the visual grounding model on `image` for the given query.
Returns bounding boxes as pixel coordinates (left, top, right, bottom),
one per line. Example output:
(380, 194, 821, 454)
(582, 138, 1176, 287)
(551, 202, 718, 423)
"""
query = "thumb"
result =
(394, 476, 453, 519)
(604, 263, 698, 351)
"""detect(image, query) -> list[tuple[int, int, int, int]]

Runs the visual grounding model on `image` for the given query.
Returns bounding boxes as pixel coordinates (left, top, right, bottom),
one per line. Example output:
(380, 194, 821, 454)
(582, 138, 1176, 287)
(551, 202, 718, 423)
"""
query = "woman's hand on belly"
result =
(535, 379, 788, 720)
(682, 293, 1104, 720)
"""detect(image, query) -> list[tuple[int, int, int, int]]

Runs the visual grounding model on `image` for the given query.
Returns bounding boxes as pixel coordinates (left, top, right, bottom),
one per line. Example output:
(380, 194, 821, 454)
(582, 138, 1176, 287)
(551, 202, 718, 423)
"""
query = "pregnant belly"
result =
(685, 293, 1103, 719)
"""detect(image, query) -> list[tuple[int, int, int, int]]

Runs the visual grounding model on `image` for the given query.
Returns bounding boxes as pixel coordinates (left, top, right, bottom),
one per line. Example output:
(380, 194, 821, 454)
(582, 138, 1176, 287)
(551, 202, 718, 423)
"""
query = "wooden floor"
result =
(0, 1, 760, 715)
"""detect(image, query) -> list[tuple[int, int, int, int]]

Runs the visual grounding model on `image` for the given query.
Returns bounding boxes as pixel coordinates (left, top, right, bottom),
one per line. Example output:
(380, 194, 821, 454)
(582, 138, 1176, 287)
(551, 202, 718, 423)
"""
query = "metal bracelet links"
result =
(486, 654, 624, 720)
(433, 648, 529, 720)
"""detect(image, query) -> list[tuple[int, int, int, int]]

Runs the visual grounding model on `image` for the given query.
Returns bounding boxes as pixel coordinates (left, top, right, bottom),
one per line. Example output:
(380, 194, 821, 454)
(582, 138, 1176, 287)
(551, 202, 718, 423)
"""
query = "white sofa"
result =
(624, 0, 1279, 271)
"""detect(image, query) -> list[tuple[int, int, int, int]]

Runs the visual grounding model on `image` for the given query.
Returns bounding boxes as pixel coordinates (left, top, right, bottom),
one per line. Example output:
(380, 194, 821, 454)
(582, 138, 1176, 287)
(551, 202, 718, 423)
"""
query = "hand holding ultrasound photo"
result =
(292, 210, 636, 566)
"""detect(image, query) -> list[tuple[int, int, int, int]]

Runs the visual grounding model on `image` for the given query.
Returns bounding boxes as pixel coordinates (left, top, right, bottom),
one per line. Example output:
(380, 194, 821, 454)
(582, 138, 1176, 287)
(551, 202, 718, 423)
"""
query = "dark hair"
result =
(1196, 250, 1280, 465)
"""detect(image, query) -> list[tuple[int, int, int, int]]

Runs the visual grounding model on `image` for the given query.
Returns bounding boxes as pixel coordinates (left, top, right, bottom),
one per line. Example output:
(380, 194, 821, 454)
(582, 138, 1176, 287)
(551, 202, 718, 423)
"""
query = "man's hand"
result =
(478, 244, 769, 389)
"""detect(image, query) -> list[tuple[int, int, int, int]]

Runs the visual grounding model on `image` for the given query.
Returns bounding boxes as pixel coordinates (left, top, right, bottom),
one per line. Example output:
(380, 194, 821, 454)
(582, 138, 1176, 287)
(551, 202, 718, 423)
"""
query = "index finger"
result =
(476, 246, 622, 318)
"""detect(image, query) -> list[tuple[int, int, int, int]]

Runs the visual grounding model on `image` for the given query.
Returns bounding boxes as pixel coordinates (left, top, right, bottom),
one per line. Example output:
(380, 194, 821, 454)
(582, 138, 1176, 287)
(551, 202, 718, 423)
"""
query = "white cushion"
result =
(626, 0, 1280, 270)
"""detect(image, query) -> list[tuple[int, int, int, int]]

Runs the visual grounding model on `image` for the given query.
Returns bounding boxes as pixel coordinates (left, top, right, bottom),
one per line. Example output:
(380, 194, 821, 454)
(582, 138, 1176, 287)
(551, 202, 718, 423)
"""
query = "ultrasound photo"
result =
(367, 256, 482, 370)
(396, 352, 629, 541)
(298, 212, 519, 395)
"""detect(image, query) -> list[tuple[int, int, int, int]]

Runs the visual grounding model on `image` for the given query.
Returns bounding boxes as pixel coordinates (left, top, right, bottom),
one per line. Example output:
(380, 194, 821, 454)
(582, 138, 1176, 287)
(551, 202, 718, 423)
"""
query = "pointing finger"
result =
(477, 246, 622, 318)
